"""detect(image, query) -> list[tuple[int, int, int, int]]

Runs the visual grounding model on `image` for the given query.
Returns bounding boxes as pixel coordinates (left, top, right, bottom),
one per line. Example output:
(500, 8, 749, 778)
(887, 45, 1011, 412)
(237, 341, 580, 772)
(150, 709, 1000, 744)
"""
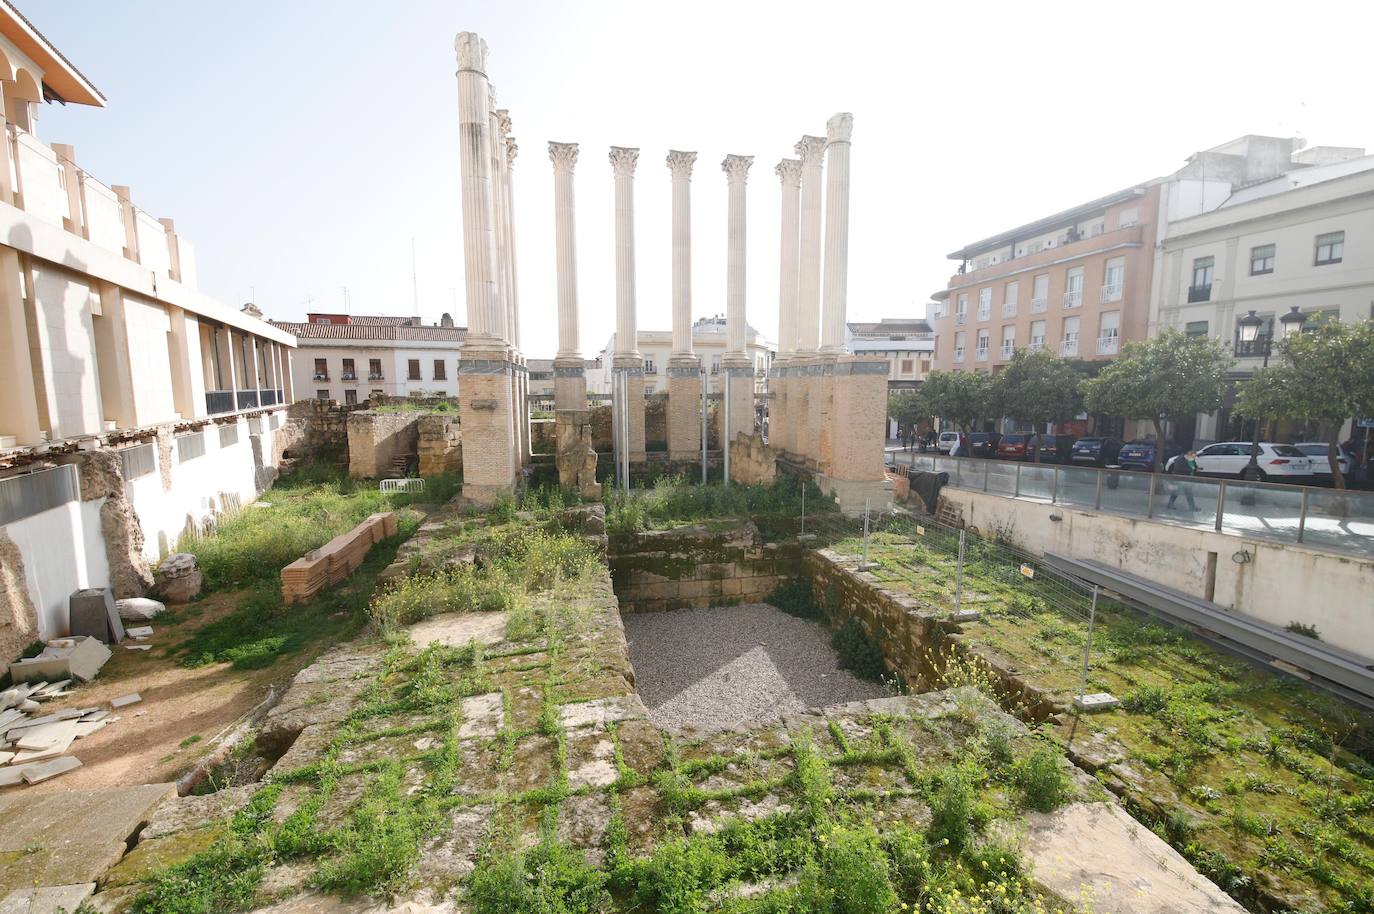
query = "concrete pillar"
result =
(245, 335, 261, 403)
(51, 144, 86, 238)
(455, 31, 517, 502)
(820, 113, 853, 354)
(548, 141, 586, 410)
(112, 185, 140, 264)
(90, 282, 136, 430)
(772, 158, 802, 457)
(0, 248, 40, 445)
(665, 150, 701, 461)
(721, 154, 754, 444)
(167, 306, 197, 419)
(611, 146, 646, 462)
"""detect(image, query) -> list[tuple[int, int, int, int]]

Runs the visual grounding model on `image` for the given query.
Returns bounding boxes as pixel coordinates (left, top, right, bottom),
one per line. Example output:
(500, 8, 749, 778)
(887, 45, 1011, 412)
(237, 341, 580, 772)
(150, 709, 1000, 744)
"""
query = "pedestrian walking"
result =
(1166, 449, 1200, 511)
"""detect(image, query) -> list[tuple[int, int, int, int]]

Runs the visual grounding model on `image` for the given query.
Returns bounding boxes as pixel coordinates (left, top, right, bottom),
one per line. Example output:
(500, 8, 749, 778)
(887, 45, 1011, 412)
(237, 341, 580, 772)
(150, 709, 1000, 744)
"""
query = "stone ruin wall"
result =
(417, 415, 462, 478)
(347, 411, 421, 479)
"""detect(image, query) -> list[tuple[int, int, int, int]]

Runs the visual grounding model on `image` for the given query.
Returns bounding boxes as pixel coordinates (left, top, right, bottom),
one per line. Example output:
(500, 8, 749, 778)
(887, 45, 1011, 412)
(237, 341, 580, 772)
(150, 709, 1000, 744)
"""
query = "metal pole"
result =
(1078, 585, 1100, 701)
(1146, 472, 1156, 518)
(1297, 486, 1309, 544)
(1215, 480, 1226, 532)
(1094, 469, 1103, 511)
(1051, 466, 1060, 504)
(700, 369, 708, 484)
(862, 498, 870, 565)
(1013, 461, 1021, 496)
(800, 483, 807, 537)
(954, 528, 966, 614)
(723, 371, 731, 486)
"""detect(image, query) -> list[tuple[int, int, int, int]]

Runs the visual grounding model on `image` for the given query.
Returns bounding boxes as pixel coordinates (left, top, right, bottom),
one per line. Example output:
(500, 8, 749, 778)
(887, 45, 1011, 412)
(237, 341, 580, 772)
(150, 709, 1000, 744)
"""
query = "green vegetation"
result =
(913, 371, 996, 435)
(995, 349, 1083, 457)
(830, 518, 1374, 912)
(767, 577, 824, 621)
(605, 475, 835, 539)
(831, 618, 888, 683)
(374, 400, 458, 414)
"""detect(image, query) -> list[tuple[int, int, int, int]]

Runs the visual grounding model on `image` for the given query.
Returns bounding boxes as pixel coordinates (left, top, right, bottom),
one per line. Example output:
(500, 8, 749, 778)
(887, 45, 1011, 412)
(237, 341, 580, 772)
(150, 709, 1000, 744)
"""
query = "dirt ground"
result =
(23, 590, 338, 794)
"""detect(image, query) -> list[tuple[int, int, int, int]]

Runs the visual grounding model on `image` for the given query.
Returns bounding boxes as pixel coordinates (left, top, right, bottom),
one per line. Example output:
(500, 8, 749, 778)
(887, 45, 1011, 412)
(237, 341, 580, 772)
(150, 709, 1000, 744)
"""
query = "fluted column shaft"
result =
(722, 155, 753, 358)
(455, 33, 499, 340)
(667, 151, 697, 357)
(489, 99, 510, 343)
(820, 113, 853, 353)
(549, 142, 580, 359)
(611, 147, 640, 357)
(498, 112, 521, 349)
(795, 135, 826, 354)
(775, 159, 802, 357)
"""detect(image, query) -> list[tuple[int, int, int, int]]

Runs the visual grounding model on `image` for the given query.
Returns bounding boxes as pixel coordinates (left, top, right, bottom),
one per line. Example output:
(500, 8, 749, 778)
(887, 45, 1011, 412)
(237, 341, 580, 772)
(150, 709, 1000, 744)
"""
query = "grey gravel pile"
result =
(623, 603, 889, 733)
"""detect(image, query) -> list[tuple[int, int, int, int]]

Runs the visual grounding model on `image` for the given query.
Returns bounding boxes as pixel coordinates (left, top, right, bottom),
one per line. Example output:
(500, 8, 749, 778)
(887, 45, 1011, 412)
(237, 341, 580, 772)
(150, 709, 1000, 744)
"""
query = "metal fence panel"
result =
(176, 432, 206, 463)
(218, 424, 240, 449)
(118, 443, 157, 481)
(0, 465, 79, 526)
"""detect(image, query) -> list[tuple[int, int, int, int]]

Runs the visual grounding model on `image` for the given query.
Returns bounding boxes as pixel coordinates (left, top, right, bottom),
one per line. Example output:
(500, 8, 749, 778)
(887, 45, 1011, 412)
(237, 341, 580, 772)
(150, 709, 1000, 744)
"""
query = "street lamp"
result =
(1240, 306, 1306, 478)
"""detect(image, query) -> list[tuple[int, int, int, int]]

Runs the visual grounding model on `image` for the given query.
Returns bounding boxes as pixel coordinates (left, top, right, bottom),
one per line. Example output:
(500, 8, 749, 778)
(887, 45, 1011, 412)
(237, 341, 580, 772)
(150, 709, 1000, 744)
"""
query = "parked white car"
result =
(937, 431, 960, 455)
(1185, 442, 1313, 481)
(1294, 442, 1352, 480)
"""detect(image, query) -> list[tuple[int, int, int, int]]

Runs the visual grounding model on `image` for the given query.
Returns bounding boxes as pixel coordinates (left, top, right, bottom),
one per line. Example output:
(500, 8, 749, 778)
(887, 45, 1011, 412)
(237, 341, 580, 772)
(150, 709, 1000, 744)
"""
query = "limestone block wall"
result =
(531, 418, 555, 455)
(0, 529, 39, 663)
(347, 411, 420, 479)
(282, 399, 352, 463)
(417, 415, 462, 477)
(609, 522, 802, 612)
(645, 394, 668, 452)
(729, 433, 777, 487)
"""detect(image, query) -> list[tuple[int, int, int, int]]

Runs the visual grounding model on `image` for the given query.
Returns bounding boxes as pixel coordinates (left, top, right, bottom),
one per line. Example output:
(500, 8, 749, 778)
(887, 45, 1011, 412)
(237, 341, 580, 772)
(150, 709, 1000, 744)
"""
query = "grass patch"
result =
(605, 475, 834, 539)
(831, 618, 888, 682)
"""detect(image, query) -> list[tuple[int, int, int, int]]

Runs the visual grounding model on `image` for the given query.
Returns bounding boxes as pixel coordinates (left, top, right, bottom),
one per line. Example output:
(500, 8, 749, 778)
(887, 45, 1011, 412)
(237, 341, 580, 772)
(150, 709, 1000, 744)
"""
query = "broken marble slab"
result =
(110, 693, 142, 709)
(19, 756, 83, 785)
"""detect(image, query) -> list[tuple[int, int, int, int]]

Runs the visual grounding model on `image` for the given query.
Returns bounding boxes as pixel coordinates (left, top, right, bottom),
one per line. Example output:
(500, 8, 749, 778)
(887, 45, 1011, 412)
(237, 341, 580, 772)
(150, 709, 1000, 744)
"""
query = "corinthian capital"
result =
(721, 154, 754, 183)
(666, 150, 697, 179)
(505, 136, 518, 165)
(495, 108, 513, 138)
(826, 112, 854, 143)
(775, 158, 802, 187)
(455, 32, 488, 72)
(609, 146, 640, 177)
(795, 135, 826, 167)
(548, 141, 579, 172)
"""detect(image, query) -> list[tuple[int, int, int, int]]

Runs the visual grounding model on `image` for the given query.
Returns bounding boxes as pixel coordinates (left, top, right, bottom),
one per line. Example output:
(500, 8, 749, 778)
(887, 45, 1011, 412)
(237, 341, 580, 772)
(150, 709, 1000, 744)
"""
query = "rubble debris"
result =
(110, 693, 142, 709)
(125, 644, 152, 651)
(68, 588, 126, 644)
(126, 626, 154, 639)
(281, 512, 396, 604)
(7, 636, 112, 683)
(154, 552, 203, 603)
(115, 596, 166, 622)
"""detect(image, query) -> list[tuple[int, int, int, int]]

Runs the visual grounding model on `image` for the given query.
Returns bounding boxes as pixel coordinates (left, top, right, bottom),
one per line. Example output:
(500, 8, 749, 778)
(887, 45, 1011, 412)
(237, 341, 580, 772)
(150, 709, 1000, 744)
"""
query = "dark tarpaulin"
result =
(908, 470, 948, 514)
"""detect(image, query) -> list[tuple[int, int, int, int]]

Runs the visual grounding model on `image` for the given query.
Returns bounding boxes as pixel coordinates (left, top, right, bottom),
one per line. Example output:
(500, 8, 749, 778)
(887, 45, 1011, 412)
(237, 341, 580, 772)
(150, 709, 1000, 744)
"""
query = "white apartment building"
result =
(0, 4, 296, 655)
(592, 315, 776, 395)
(845, 319, 934, 387)
(1150, 149, 1374, 443)
(271, 312, 467, 404)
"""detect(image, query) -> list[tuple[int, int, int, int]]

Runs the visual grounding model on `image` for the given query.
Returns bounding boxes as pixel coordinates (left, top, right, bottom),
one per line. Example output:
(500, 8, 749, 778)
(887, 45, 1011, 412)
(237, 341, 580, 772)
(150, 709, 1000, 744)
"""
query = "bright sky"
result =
(38, 0, 1374, 359)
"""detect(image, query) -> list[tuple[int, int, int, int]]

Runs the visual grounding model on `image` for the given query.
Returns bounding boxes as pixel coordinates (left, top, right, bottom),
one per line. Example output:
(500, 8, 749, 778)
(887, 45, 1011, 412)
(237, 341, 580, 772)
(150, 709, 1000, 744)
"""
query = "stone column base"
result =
(767, 361, 789, 457)
(555, 408, 601, 499)
(613, 357, 647, 463)
(458, 343, 519, 505)
(814, 473, 895, 515)
(553, 356, 587, 412)
(666, 356, 702, 462)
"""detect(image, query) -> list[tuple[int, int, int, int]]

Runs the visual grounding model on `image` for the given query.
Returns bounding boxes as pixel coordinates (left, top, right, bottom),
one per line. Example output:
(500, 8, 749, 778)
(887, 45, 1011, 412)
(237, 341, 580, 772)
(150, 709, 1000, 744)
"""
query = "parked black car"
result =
(1118, 439, 1186, 471)
(1070, 436, 1124, 467)
(968, 432, 1002, 458)
(1031, 434, 1077, 464)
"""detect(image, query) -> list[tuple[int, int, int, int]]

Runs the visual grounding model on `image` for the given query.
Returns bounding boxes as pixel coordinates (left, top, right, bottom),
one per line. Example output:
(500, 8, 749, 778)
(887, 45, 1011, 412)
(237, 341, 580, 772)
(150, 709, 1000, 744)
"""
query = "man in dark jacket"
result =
(1166, 449, 1199, 511)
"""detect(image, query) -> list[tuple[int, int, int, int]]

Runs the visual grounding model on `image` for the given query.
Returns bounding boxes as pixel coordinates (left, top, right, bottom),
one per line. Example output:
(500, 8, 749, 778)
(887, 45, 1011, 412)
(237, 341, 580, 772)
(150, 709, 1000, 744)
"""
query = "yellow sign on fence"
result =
(1020, 564, 1035, 579)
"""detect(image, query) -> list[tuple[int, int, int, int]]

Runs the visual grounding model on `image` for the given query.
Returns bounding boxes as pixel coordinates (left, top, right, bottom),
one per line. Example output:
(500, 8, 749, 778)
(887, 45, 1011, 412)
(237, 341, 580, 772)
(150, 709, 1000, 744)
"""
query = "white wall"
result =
(15, 131, 67, 227)
(30, 261, 103, 438)
(6, 498, 109, 639)
(82, 176, 125, 256)
(123, 294, 177, 424)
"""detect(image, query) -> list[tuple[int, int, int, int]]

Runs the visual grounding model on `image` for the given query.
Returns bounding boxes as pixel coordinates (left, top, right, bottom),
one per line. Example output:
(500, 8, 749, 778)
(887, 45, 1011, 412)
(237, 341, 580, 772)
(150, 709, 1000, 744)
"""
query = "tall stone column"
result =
(488, 97, 510, 344)
(820, 113, 853, 354)
(721, 154, 754, 445)
(771, 158, 802, 458)
(455, 31, 517, 503)
(610, 146, 646, 463)
(549, 141, 586, 411)
(665, 150, 701, 462)
(794, 134, 826, 464)
(497, 111, 528, 470)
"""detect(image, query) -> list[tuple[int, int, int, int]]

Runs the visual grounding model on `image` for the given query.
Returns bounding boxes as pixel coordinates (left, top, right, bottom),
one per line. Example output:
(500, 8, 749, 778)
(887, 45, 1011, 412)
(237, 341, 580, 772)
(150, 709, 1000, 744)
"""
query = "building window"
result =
(644, 357, 656, 374)
(1118, 207, 1138, 229)
(1063, 267, 1084, 308)
(1102, 258, 1124, 302)
(1002, 281, 1019, 318)
(1315, 231, 1344, 265)
(1029, 320, 1046, 351)
(1189, 256, 1214, 302)
(313, 358, 328, 381)
(344, 390, 357, 406)
(316, 389, 329, 400)
(408, 359, 421, 380)
(955, 294, 968, 324)
(433, 359, 447, 380)
(1185, 320, 1209, 338)
(370, 389, 383, 399)
(369, 358, 383, 380)
(954, 331, 966, 362)
(1031, 274, 1049, 311)
(341, 358, 356, 380)
(900, 359, 913, 374)
(977, 288, 991, 321)
(710, 356, 721, 374)
(1250, 244, 1275, 275)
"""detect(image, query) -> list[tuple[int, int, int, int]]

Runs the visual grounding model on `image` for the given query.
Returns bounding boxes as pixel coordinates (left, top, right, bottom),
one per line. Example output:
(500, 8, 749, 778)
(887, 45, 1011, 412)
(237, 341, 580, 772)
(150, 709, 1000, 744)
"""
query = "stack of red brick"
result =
(281, 512, 398, 604)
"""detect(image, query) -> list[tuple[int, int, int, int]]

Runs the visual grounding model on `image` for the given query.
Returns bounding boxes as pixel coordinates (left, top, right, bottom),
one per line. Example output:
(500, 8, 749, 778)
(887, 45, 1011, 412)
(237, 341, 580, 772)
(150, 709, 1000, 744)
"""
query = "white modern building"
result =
(271, 312, 467, 404)
(1149, 147, 1374, 442)
(592, 315, 775, 395)
(845, 318, 934, 388)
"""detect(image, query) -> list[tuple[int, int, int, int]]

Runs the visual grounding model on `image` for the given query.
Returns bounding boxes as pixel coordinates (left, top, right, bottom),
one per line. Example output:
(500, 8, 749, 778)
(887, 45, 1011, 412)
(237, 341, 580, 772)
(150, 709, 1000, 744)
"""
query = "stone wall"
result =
(728, 433, 777, 486)
(347, 411, 420, 479)
(531, 417, 555, 455)
(416, 415, 462, 477)
(279, 399, 353, 468)
(645, 394, 668, 452)
(610, 521, 801, 612)
(71, 449, 154, 599)
(0, 529, 39, 661)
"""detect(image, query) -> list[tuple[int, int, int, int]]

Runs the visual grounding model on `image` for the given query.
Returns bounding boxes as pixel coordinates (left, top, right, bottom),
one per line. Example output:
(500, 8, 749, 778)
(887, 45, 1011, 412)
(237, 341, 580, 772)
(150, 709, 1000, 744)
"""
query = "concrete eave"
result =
(0, 2, 105, 106)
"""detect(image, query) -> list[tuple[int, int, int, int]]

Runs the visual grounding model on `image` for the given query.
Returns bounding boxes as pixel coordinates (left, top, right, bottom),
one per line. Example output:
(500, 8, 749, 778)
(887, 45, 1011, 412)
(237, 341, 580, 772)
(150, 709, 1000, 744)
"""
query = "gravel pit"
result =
(623, 603, 890, 733)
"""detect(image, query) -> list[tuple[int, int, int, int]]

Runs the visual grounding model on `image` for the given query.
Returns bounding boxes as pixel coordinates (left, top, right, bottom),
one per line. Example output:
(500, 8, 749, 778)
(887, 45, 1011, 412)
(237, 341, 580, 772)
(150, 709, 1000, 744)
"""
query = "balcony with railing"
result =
(1060, 338, 1079, 357)
(1234, 337, 1273, 358)
(1187, 284, 1212, 303)
(954, 347, 966, 363)
(312, 372, 329, 381)
(1096, 335, 1119, 356)
(1063, 289, 1082, 309)
(205, 390, 234, 415)
(341, 372, 358, 381)
(975, 346, 989, 362)
(1029, 339, 1046, 352)
(955, 312, 968, 325)
(1030, 297, 1048, 313)
(977, 307, 990, 322)
(368, 371, 385, 380)
(1001, 303, 1017, 318)
(945, 224, 1145, 288)
(1099, 284, 1122, 303)
(999, 344, 1014, 361)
